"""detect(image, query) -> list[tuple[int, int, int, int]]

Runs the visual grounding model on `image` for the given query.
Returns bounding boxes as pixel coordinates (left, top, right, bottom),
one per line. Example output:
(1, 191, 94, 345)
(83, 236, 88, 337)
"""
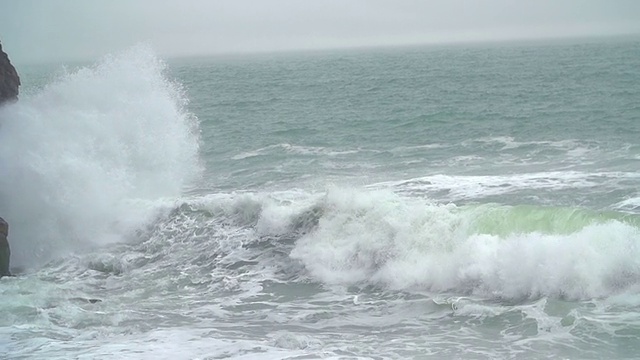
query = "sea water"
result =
(1, 37, 640, 359)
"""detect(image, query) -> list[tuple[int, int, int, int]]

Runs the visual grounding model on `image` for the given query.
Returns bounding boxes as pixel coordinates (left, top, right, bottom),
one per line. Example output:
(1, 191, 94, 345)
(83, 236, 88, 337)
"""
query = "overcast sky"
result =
(1, 0, 640, 63)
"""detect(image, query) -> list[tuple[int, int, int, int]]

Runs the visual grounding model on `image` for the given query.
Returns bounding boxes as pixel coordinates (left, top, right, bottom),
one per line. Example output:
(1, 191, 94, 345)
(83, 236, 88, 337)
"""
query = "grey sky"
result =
(1, 0, 639, 63)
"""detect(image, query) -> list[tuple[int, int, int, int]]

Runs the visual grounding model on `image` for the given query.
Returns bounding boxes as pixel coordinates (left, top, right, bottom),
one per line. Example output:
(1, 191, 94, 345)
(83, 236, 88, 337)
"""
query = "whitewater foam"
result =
(287, 188, 640, 299)
(232, 143, 361, 160)
(373, 171, 640, 202)
(125, 186, 640, 301)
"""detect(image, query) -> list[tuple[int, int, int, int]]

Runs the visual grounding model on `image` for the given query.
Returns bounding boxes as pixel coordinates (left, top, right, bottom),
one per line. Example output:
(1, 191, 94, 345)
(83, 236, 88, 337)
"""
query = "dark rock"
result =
(0, 217, 10, 277)
(0, 41, 18, 276)
(0, 41, 20, 105)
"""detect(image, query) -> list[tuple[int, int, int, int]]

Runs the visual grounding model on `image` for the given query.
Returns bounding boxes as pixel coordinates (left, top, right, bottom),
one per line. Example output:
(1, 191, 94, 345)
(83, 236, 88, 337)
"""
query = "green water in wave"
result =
(463, 204, 640, 236)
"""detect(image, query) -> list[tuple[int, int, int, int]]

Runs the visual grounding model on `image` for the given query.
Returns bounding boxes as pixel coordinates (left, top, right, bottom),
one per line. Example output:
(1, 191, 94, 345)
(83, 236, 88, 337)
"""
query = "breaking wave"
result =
(119, 188, 640, 301)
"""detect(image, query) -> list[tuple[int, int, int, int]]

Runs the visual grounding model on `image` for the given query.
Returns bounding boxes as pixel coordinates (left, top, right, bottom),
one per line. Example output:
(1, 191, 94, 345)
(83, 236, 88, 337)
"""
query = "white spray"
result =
(0, 46, 201, 268)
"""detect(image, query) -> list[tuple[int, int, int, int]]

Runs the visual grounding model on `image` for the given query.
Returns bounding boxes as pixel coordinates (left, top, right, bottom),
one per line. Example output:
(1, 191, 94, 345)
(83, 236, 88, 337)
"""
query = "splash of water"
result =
(0, 46, 201, 268)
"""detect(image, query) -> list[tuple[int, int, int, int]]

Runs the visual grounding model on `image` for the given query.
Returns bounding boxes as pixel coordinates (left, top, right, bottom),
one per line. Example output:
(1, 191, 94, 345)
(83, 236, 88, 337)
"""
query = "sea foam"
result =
(288, 188, 640, 299)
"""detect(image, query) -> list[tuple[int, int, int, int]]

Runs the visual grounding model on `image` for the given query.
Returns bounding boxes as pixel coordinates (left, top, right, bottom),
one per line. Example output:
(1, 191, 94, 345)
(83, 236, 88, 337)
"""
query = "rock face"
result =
(0, 42, 17, 276)
(0, 41, 20, 105)
(0, 217, 10, 277)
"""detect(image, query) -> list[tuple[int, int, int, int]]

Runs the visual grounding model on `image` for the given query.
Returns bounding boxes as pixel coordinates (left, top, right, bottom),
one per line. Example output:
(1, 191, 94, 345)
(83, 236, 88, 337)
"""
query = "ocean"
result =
(1, 36, 640, 359)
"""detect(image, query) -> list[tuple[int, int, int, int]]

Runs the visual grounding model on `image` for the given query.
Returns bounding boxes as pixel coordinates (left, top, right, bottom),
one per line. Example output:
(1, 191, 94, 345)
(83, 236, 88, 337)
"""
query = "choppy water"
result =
(1, 37, 640, 359)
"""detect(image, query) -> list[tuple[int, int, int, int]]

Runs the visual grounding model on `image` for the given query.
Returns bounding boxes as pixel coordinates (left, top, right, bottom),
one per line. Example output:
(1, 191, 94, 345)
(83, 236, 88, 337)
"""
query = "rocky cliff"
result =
(0, 41, 17, 276)
(0, 41, 20, 105)
(0, 217, 10, 276)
